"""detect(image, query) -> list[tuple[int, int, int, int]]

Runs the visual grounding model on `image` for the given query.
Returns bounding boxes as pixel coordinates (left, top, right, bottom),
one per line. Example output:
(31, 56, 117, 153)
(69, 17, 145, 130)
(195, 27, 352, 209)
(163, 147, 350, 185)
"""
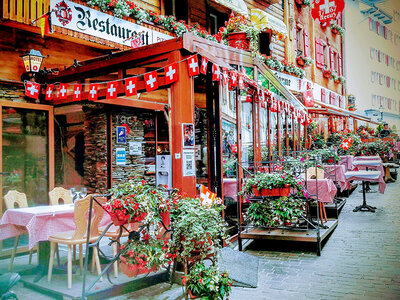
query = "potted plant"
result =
(183, 262, 233, 299)
(330, 23, 345, 36)
(221, 13, 259, 51)
(348, 104, 356, 111)
(223, 156, 237, 178)
(331, 70, 339, 82)
(322, 68, 332, 79)
(295, 0, 311, 6)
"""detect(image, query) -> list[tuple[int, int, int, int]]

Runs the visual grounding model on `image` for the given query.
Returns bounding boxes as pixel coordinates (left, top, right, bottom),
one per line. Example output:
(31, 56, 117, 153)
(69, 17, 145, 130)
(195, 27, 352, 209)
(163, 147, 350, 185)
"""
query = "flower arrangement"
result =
(297, 55, 314, 67)
(310, 133, 325, 149)
(348, 104, 356, 111)
(295, 0, 312, 6)
(339, 76, 346, 85)
(356, 140, 394, 160)
(330, 22, 345, 36)
(322, 68, 332, 79)
(103, 177, 170, 226)
(331, 70, 339, 82)
(263, 55, 306, 78)
(184, 262, 233, 300)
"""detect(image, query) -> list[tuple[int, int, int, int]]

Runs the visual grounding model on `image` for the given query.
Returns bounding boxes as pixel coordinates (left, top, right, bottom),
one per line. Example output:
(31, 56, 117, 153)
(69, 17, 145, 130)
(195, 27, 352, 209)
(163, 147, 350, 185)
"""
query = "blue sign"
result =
(116, 148, 126, 165)
(117, 126, 127, 144)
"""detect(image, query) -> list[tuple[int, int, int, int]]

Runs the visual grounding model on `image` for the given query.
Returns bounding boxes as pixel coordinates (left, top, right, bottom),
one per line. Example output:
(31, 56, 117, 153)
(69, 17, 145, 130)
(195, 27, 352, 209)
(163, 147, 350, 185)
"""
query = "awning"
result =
(250, 9, 288, 39)
(212, 0, 248, 17)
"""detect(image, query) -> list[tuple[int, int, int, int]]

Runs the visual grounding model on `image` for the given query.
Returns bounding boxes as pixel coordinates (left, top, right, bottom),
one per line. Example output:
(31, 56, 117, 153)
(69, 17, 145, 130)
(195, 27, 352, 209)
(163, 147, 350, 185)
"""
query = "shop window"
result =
(164, 0, 188, 22)
(259, 32, 272, 56)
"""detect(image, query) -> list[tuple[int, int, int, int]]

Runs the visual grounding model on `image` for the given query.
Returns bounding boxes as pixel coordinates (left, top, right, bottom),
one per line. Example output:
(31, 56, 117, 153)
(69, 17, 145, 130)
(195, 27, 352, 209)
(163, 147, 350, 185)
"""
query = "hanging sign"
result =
(311, 0, 345, 23)
(50, 0, 173, 47)
(116, 148, 127, 165)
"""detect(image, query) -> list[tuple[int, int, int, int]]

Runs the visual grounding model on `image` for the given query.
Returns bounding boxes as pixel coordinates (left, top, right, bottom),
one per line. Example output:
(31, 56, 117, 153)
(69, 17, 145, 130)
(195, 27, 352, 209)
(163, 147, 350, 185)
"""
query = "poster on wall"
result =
(129, 141, 142, 155)
(182, 123, 195, 148)
(117, 126, 127, 144)
(182, 149, 195, 177)
(116, 148, 127, 165)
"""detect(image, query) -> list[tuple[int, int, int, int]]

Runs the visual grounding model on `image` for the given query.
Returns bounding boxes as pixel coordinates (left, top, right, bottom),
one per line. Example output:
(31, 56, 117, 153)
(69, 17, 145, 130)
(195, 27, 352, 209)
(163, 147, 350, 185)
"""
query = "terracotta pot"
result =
(296, 57, 305, 66)
(226, 32, 250, 50)
(188, 289, 199, 299)
(110, 213, 146, 227)
(348, 107, 356, 111)
(119, 256, 158, 277)
(252, 184, 290, 197)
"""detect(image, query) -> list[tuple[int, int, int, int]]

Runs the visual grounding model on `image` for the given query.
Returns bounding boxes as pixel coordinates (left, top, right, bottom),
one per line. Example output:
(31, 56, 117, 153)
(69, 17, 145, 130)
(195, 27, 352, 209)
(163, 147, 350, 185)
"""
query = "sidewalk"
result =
(230, 181, 400, 299)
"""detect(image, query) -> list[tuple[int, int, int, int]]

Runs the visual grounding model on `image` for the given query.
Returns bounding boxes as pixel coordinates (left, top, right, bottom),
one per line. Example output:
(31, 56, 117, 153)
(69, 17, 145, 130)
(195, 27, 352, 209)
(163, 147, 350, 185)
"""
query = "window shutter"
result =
(321, 89, 326, 103)
(303, 30, 310, 57)
(329, 48, 335, 70)
(338, 54, 343, 76)
(315, 39, 324, 69)
(330, 92, 335, 105)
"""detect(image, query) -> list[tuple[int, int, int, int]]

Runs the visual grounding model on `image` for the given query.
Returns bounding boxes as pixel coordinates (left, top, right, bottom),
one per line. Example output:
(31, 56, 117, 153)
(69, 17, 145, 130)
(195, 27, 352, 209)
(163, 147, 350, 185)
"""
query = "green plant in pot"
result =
(184, 262, 233, 299)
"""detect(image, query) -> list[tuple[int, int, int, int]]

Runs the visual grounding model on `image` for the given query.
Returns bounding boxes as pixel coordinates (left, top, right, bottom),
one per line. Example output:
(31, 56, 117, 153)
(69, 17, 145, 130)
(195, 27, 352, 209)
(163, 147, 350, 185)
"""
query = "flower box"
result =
(331, 28, 338, 35)
(323, 70, 331, 79)
(252, 185, 290, 197)
(120, 256, 158, 277)
(188, 289, 199, 299)
(296, 57, 305, 66)
(226, 32, 250, 50)
(110, 212, 147, 226)
(348, 107, 356, 111)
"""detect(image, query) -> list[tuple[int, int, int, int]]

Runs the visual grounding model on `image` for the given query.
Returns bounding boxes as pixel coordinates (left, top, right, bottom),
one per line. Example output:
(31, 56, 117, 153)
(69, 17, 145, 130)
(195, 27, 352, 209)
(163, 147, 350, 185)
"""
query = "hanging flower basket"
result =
(331, 28, 338, 35)
(119, 256, 158, 277)
(296, 57, 305, 66)
(110, 212, 147, 226)
(252, 184, 290, 197)
(226, 32, 250, 50)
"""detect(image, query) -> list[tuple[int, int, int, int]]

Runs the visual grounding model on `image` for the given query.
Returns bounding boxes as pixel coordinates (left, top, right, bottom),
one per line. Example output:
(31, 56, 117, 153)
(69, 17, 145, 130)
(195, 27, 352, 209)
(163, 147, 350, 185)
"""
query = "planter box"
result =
(110, 213, 146, 227)
(227, 32, 250, 51)
(252, 185, 290, 197)
(331, 28, 338, 35)
(120, 256, 158, 277)
(296, 57, 305, 66)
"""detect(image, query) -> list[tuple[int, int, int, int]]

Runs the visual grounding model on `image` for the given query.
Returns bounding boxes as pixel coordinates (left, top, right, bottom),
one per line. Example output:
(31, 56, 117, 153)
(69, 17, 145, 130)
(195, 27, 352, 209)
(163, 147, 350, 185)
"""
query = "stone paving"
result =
(230, 181, 400, 300)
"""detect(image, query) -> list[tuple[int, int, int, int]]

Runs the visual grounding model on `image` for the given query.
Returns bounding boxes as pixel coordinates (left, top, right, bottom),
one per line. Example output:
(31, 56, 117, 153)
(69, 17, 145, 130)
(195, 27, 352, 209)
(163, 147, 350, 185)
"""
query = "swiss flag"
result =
(261, 99, 266, 108)
(144, 71, 159, 92)
(340, 138, 352, 151)
(164, 63, 178, 85)
(199, 184, 216, 208)
(303, 90, 314, 107)
(125, 77, 137, 97)
(238, 73, 244, 89)
(200, 57, 208, 75)
(245, 90, 253, 103)
(106, 81, 118, 99)
(25, 81, 40, 99)
(88, 83, 99, 101)
(257, 88, 264, 103)
(58, 83, 68, 100)
(230, 70, 237, 87)
(45, 84, 54, 101)
(187, 55, 199, 76)
(73, 84, 82, 101)
(212, 64, 221, 81)
(222, 68, 229, 85)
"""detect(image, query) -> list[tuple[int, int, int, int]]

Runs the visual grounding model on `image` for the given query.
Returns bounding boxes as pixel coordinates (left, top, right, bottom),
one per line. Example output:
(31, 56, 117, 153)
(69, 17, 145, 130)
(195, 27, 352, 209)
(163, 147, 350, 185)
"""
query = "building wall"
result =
(345, 0, 400, 130)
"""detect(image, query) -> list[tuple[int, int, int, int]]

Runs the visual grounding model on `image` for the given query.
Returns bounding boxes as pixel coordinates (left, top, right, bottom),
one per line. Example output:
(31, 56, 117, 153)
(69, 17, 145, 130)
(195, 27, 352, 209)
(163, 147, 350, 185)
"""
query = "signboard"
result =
(116, 126, 127, 144)
(129, 142, 142, 155)
(182, 149, 195, 177)
(311, 0, 345, 23)
(273, 71, 313, 92)
(116, 148, 126, 165)
(50, 0, 173, 47)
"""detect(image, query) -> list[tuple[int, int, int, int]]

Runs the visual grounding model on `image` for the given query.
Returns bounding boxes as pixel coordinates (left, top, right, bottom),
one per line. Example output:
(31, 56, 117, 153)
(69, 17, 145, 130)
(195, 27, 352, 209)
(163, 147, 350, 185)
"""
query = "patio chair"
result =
(305, 167, 328, 223)
(48, 195, 105, 289)
(4, 190, 35, 271)
(49, 187, 73, 205)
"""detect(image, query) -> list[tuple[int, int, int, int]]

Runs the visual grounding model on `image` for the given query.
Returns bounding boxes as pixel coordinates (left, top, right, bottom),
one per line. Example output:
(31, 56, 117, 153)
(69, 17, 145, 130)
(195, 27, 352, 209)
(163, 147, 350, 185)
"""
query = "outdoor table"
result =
(305, 178, 337, 204)
(324, 164, 350, 192)
(339, 155, 354, 171)
(345, 170, 382, 212)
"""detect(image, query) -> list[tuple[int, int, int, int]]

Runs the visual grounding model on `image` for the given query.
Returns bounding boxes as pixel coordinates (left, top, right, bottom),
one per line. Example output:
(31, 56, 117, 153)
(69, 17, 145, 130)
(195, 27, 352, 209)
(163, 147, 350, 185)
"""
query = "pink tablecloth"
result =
(324, 165, 350, 192)
(354, 156, 381, 161)
(305, 179, 337, 203)
(339, 155, 354, 171)
(0, 204, 111, 249)
(345, 170, 385, 194)
(223, 178, 238, 202)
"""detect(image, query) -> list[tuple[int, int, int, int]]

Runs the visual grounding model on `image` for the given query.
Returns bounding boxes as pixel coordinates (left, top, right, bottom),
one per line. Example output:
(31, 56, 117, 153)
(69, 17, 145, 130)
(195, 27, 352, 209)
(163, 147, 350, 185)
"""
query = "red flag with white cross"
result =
(238, 73, 244, 90)
(200, 57, 208, 75)
(187, 55, 199, 76)
(25, 81, 40, 99)
(88, 83, 99, 101)
(303, 89, 314, 107)
(144, 71, 159, 92)
(73, 84, 82, 101)
(125, 77, 137, 97)
(222, 68, 229, 85)
(45, 84, 54, 101)
(58, 83, 68, 100)
(340, 138, 352, 151)
(106, 81, 118, 99)
(230, 70, 238, 87)
(212, 64, 221, 81)
(164, 63, 178, 85)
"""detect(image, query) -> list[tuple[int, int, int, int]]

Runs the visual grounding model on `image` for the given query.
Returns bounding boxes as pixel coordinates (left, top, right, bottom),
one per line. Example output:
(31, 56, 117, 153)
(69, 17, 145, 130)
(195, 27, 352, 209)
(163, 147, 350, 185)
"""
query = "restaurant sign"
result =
(50, 0, 173, 47)
(273, 71, 313, 92)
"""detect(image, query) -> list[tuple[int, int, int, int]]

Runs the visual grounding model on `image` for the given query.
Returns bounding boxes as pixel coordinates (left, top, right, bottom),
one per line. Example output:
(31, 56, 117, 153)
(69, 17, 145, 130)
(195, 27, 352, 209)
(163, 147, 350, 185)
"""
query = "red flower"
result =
(141, 179, 146, 185)
(182, 276, 187, 285)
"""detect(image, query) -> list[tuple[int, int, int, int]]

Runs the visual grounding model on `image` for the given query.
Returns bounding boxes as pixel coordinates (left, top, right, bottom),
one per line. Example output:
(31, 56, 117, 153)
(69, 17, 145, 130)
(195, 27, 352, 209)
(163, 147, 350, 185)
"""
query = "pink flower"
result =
(300, 157, 305, 162)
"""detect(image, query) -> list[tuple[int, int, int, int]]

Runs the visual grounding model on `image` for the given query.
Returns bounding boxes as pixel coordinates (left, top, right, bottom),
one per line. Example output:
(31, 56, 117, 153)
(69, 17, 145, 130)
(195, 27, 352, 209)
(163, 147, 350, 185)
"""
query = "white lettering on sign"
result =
(50, 0, 173, 47)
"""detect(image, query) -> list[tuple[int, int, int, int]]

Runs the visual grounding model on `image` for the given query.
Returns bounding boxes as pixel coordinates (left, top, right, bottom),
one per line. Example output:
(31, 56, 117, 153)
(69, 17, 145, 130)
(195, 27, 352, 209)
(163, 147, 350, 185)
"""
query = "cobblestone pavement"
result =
(230, 181, 400, 300)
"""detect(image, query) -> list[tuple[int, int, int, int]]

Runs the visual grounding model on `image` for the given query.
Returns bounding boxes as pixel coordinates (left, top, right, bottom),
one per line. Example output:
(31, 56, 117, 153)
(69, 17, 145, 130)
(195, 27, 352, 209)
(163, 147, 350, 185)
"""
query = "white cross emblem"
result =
(146, 74, 156, 88)
(320, 0, 335, 14)
(28, 84, 38, 95)
(74, 86, 81, 98)
(306, 96, 313, 103)
(46, 87, 52, 98)
(166, 66, 176, 80)
(89, 86, 97, 98)
(201, 192, 213, 207)
(223, 72, 228, 82)
(126, 80, 135, 93)
(60, 85, 67, 97)
(231, 73, 237, 84)
(189, 58, 198, 73)
(342, 141, 349, 148)
(214, 68, 220, 79)
(201, 59, 207, 70)
(108, 84, 116, 96)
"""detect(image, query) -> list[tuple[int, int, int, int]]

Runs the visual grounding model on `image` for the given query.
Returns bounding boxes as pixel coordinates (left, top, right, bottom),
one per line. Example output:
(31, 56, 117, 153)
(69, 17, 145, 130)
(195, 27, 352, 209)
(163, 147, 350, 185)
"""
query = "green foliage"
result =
(356, 140, 394, 160)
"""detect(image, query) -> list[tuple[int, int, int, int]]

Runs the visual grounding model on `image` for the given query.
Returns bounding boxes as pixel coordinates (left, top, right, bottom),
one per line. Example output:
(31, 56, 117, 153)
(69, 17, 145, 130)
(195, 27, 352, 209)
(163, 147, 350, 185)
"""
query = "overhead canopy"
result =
(250, 9, 288, 38)
(212, 0, 248, 17)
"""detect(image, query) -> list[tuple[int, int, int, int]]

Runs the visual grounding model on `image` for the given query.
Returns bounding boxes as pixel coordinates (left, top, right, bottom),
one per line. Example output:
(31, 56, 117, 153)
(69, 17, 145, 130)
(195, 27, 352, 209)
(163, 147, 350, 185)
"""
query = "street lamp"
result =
(20, 49, 46, 81)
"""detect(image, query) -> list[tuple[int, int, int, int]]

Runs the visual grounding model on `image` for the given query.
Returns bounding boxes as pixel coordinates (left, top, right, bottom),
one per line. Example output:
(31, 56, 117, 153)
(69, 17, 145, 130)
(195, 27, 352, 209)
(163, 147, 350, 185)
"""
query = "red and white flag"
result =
(58, 83, 68, 100)
(222, 68, 229, 85)
(45, 84, 54, 101)
(187, 55, 199, 76)
(125, 77, 137, 96)
(25, 81, 40, 99)
(88, 83, 99, 101)
(230, 70, 237, 87)
(238, 73, 244, 90)
(106, 81, 118, 99)
(73, 84, 82, 101)
(200, 184, 217, 208)
(340, 138, 353, 151)
(144, 71, 159, 92)
(164, 63, 178, 85)
(200, 57, 208, 75)
(212, 64, 221, 81)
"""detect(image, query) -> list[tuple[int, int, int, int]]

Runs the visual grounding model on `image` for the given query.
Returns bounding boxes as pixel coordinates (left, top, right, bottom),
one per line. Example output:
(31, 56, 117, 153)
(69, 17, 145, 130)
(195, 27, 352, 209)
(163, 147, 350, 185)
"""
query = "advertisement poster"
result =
(182, 149, 195, 176)
(116, 148, 127, 165)
(182, 123, 195, 148)
(117, 126, 127, 144)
